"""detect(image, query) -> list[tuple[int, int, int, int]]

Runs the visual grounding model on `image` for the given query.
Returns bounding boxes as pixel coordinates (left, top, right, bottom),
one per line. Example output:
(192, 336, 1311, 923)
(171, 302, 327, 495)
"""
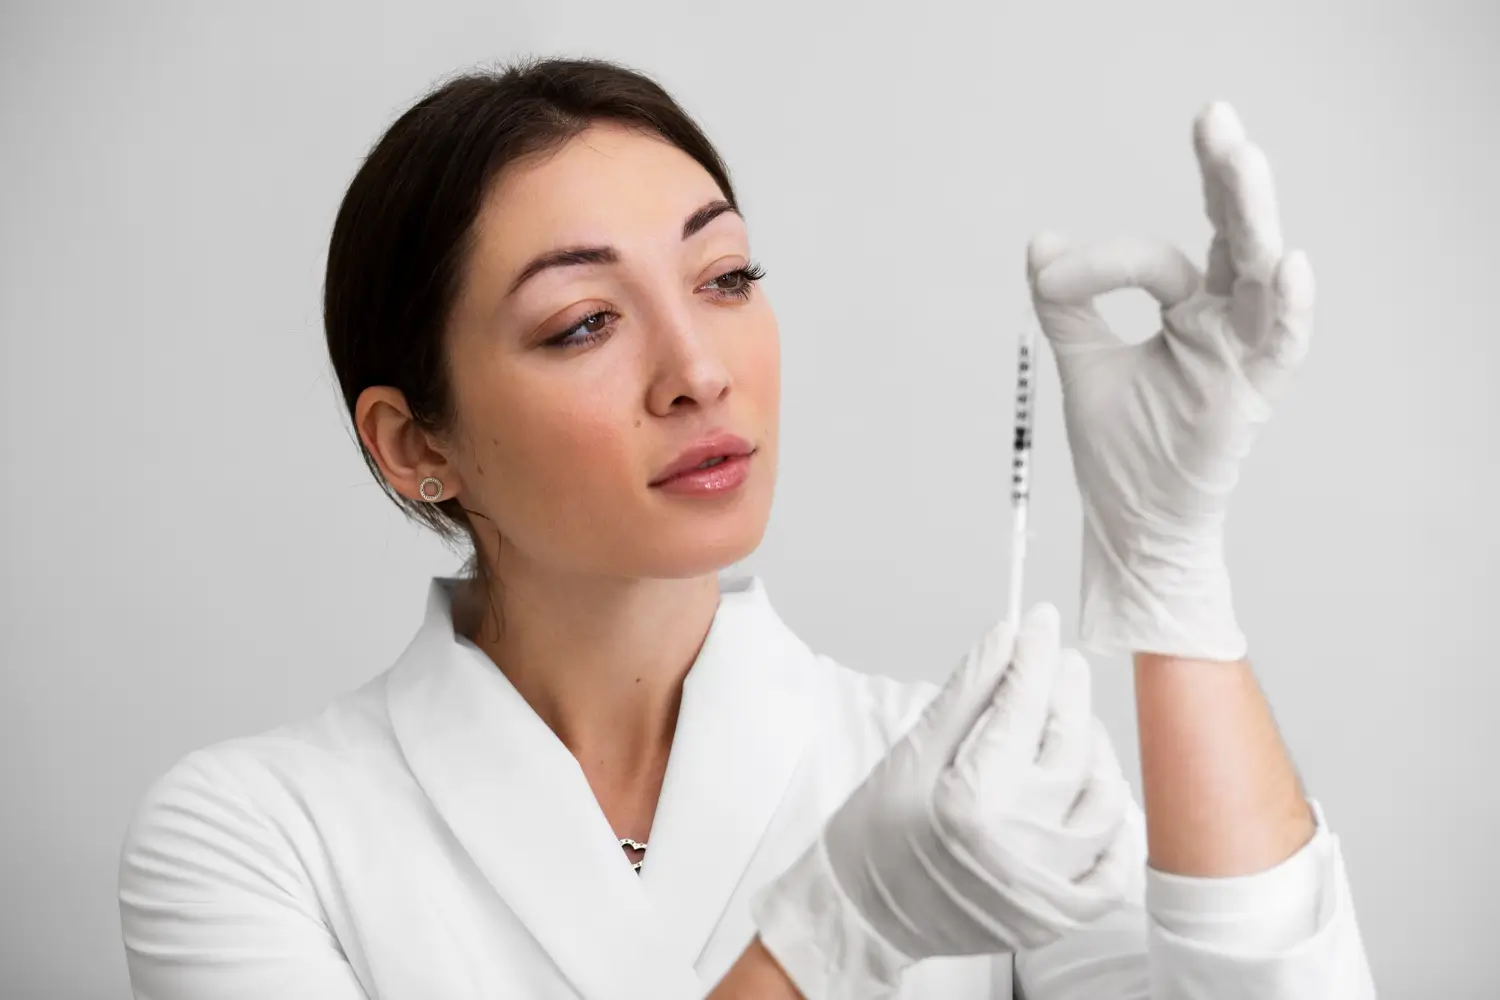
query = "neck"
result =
(457, 555, 722, 784)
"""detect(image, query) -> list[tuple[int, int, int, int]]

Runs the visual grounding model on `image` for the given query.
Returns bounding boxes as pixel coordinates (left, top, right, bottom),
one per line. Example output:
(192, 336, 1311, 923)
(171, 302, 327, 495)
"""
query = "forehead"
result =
(474, 123, 730, 266)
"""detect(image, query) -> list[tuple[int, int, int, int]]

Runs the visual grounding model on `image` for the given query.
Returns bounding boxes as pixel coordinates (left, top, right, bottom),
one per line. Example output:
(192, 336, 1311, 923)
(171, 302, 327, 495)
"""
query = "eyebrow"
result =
(505, 199, 740, 296)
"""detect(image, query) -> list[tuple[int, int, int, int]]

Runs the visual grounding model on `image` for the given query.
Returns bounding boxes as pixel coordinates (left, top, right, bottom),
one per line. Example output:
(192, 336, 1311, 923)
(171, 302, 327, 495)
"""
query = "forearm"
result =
(1133, 653, 1313, 877)
(708, 936, 803, 1000)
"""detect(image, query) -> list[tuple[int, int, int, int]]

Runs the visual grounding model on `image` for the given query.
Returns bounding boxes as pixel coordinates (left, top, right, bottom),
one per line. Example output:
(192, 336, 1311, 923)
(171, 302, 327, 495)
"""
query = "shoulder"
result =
(115, 684, 403, 995)
(119, 672, 406, 885)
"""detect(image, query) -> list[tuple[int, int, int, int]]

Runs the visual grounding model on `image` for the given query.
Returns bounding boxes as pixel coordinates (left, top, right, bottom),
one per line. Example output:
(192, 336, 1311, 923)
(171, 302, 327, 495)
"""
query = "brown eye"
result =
(703, 262, 765, 300)
(545, 309, 617, 349)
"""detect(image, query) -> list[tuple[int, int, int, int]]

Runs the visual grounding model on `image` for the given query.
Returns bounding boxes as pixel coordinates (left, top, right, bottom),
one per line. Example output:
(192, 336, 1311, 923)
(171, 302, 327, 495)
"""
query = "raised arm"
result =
(1135, 652, 1309, 877)
(1022, 102, 1375, 998)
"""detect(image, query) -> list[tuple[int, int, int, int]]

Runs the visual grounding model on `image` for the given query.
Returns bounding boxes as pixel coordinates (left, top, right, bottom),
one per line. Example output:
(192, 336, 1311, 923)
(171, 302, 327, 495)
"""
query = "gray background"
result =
(3, 1, 1496, 996)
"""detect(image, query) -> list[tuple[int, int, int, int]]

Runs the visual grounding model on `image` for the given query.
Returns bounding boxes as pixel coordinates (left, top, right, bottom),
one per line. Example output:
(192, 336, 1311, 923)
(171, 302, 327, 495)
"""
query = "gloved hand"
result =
(750, 604, 1135, 999)
(1027, 101, 1314, 661)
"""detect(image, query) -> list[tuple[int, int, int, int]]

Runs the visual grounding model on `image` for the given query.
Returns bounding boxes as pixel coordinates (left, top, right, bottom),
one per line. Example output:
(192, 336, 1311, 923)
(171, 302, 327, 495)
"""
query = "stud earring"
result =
(418, 476, 444, 503)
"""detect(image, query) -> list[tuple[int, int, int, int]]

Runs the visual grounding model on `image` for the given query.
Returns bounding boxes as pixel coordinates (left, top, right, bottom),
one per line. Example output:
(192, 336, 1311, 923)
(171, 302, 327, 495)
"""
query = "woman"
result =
(118, 58, 1375, 998)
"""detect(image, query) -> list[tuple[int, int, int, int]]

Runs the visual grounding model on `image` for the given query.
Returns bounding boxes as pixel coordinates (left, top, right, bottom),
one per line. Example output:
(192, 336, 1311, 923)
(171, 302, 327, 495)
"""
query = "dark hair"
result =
(322, 56, 738, 592)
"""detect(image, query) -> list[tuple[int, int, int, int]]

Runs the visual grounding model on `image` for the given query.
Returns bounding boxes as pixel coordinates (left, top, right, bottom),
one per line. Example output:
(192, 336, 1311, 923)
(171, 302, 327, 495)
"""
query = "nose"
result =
(643, 303, 732, 418)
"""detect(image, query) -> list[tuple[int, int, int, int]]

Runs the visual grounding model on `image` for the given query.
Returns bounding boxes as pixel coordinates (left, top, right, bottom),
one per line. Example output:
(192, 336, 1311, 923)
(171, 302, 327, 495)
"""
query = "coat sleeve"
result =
(1011, 795, 1377, 999)
(117, 750, 372, 1000)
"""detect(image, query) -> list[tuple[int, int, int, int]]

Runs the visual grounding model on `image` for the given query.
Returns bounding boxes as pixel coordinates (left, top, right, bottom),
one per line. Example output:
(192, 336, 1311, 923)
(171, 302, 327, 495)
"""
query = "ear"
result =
(353, 386, 459, 504)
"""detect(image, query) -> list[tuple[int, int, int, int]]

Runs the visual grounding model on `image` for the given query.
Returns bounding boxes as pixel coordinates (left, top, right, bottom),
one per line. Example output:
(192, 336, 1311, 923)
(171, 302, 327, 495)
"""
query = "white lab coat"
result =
(119, 576, 1375, 998)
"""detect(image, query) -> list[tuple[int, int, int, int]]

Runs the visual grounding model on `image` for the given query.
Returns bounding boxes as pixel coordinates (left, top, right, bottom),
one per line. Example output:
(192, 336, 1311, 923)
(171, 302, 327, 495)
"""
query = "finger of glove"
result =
(1033, 237, 1203, 312)
(1026, 649, 1096, 824)
(1234, 247, 1316, 405)
(982, 727, 1127, 885)
(1195, 101, 1282, 285)
(1263, 249, 1316, 372)
(992, 718, 1130, 888)
(1002, 750, 1140, 915)
(1193, 101, 1243, 296)
(930, 766, 1100, 942)
(1027, 231, 1119, 352)
(1204, 228, 1235, 297)
(1062, 723, 1131, 843)
(999, 786, 1137, 924)
(1202, 189, 1236, 297)
(964, 817, 1126, 930)
(1035, 649, 1094, 772)
(1067, 808, 1141, 920)
(951, 603, 1060, 777)
(922, 617, 1020, 762)
(912, 800, 1085, 953)
(1222, 141, 1284, 290)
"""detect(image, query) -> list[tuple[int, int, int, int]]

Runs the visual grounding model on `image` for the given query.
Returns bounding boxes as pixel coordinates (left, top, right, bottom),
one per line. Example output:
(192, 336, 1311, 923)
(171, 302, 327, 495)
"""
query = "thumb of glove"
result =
(1026, 231, 1114, 354)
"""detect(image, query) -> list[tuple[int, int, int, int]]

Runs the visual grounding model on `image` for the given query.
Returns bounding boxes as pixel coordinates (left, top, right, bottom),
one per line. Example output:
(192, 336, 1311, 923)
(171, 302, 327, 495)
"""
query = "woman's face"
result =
(440, 123, 780, 581)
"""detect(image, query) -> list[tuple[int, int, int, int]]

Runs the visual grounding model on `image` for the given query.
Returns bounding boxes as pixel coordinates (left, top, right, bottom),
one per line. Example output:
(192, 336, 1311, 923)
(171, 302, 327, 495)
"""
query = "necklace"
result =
(619, 838, 647, 873)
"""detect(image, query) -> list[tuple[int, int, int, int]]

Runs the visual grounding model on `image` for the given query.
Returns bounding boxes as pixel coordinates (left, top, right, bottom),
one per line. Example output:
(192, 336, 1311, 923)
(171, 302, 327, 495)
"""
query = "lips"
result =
(649, 433, 756, 486)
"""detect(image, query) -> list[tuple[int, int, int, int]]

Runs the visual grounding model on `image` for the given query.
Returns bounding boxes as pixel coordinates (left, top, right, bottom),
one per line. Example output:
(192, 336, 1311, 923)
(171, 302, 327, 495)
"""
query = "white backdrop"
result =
(3, 1, 1496, 996)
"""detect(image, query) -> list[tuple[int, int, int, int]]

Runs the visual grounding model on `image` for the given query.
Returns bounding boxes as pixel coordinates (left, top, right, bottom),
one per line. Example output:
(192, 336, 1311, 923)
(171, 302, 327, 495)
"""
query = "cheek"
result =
(505, 391, 631, 487)
(459, 366, 639, 519)
(742, 315, 781, 431)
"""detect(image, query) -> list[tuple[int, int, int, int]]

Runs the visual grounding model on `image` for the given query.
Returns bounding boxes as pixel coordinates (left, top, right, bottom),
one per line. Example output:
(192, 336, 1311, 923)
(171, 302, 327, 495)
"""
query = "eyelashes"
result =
(542, 261, 766, 350)
(704, 261, 766, 300)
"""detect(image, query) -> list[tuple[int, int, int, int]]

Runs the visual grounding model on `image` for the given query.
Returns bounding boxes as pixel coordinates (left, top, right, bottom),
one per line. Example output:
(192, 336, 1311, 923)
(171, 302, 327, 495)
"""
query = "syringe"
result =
(1005, 313, 1037, 627)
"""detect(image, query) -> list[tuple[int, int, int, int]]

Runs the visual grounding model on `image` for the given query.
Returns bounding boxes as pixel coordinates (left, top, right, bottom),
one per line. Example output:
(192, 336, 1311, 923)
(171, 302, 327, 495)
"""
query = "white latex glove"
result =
(750, 604, 1135, 999)
(1027, 102, 1314, 661)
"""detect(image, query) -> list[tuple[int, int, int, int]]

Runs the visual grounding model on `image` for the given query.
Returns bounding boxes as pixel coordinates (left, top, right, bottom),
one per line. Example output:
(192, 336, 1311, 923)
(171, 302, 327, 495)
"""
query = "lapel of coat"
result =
(638, 576, 818, 973)
(384, 579, 703, 1000)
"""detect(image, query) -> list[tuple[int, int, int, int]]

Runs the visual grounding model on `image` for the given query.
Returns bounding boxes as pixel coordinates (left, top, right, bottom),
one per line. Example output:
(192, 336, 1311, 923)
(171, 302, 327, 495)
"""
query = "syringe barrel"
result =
(1006, 316, 1038, 626)
(1010, 322, 1036, 506)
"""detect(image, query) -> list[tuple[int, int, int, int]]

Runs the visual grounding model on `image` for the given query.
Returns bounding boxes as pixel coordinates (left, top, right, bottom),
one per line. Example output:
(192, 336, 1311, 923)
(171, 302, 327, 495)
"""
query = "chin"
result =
(629, 512, 770, 580)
